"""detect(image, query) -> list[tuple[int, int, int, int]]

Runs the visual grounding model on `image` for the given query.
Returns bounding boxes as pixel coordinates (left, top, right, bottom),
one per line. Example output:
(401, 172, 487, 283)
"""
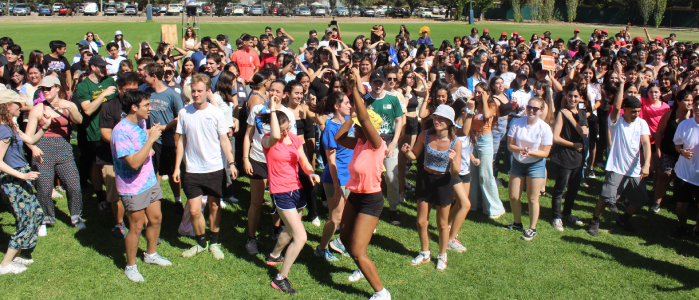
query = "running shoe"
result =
(348, 269, 365, 282)
(245, 237, 260, 255)
(390, 211, 401, 225)
(552, 218, 564, 232)
(588, 220, 600, 236)
(436, 254, 447, 271)
(410, 252, 431, 266)
(12, 257, 33, 265)
(314, 246, 339, 262)
(38, 224, 47, 237)
(182, 244, 208, 258)
(52, 188, 61, 199)
(266, 254, 284, 265)
(616, 214, 635, 232)
(649, 202, 661, 213)
(522, 228, 537, 241)
(329, 238, 350, 257)
(369, 289, 392, 300)
(226, 195, 239, 203)
(607, 202, 619, 213)
(489, 211, 506, 219)
(271, 277, 297, 295)
(447, 238, 467, 253)
(97, 200, 111, 211)
(210, 243, 225, 260)
(143, 253, 172, 266)
(124, 265, 144, 282)
(0, 262, 26, 275)
(311, 217, 321, 227)
(564, 214, 584, 226)
(113, 223, 126, 239)
(503, 222, 523, 230)
(587, 169, 596, 179)
(74, 220, 87, 230)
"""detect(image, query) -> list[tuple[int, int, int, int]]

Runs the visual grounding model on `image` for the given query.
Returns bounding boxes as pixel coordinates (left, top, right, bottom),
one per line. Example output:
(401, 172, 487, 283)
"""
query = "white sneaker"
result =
(227, 195, 239, 203)
(38, 224, 47, 237)
(0, 262, 27, 275)
(552, 218, 564, 232)
(311, 217, 321, 227)
(51, 189, 61, 199)
(436, 254, 447, 271)
(124, 265, 144, 282)
(348, 269, 365, 282)
(220, 200, 228, 209)
(161, 175, 169, 180)
(410, 252, 431, 266)
(369, 289, 392, 300)
(74, 220, 86, 230)
(447, 238, 467, 253)
(143, 252, 172, 266)
(12, 257, 33, 265)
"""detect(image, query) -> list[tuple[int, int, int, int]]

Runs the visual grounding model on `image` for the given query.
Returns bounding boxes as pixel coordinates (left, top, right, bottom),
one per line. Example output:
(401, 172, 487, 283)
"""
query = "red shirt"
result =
(260, 53, 278, 67)
(230, 49, 260, 81)
(263, 132, 303, 194)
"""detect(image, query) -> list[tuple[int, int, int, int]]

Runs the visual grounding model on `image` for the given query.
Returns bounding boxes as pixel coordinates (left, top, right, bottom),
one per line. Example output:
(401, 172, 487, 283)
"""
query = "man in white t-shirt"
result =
(104, 42, 126, 79)
(670, 99, 699, 237)
(588, 84, 651, 236)
(173, 74, 237, 259)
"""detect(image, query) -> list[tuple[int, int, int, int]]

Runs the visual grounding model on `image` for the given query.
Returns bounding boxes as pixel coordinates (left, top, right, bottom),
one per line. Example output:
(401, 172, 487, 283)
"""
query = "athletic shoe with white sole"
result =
(113, 223, 126, 239)
(348, 269, 365, 282)
(271, 276, 297, 295)
(522, 228, 537, 241)
(447, 238, 467, 253)
(564, 214, 584, 226)
(74, 220, 86, 230)
(143, 253, 172, 266)
(210, 243, 225, 260)
(329, 238, 350, 257)
(12, 257, 33, 265)
(265, 254, 285, 265)
(0, 262, 27, 275)
(124, 265, 144, 282)
(311, 217, 321, 227)
(436, 254, 447, 271)
(410, 252, 431, 266)
(552, 218, 564, 232)
(181, 244, 208, 258)
(38, 224, 47, 237)
(370, 289, 392, 300)
(314, 246, 339, 262)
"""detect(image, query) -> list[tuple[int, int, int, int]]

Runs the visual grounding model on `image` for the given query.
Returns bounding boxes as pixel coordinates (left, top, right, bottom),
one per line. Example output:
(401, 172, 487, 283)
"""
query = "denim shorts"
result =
(509, 158, 546, 178)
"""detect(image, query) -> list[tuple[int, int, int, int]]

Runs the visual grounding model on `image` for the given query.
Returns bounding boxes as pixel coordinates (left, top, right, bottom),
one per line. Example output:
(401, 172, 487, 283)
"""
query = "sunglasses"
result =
(526, 105, 541, 112)
(39, 86, 56, 92)
(387, 78, 397, 82)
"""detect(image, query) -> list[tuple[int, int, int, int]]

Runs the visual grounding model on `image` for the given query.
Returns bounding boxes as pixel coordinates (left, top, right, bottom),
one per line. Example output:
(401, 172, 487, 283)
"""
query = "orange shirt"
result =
(231, 49, 260, 81)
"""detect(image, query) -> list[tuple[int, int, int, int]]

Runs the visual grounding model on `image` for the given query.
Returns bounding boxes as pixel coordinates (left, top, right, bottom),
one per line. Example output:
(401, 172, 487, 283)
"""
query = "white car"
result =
(167, 4, 182, 15)
(232, 5, 244, 15)
(83, 3, 98, 15)
(53, 2, 63, 12)
(419, 7, 432, 18)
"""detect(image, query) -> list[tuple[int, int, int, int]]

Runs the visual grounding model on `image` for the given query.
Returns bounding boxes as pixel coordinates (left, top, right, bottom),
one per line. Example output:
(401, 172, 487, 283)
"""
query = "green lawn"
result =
(1, 20, 699, 299)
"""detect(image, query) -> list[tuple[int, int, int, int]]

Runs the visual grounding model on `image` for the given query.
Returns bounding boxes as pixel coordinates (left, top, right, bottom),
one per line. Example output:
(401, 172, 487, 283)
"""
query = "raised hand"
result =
(148, 123, 162, 142)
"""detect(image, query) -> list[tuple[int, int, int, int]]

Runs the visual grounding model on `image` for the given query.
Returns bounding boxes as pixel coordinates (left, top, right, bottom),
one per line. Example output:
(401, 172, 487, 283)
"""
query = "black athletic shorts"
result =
(405, 116, 419, 136)
(416, 170, 455, 207)
(347, 192, 384, 217)
(674, 178, 699, 204)
(182, 169, 225, 199)
(152, 143, 176, 176)
(186, 6, 197, 16)
(250, 159, 268, 180)
(452, 173, 472, 184)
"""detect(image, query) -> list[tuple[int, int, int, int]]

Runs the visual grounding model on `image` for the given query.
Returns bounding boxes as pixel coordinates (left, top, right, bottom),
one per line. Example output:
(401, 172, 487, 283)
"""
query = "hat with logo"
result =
(369, 70, 385, 83)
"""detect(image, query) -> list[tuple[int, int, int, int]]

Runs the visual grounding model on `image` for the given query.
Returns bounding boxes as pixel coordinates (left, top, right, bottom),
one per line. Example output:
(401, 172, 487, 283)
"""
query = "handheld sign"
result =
(541, 55, 556, 71)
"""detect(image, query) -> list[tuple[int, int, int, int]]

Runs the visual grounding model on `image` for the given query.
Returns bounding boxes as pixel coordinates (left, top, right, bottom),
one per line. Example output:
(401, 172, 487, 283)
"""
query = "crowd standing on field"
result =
(0, 22, 698, 299)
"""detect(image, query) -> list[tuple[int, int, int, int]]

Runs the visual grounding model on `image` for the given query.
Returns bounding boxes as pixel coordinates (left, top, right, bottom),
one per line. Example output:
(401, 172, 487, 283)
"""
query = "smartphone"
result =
(330, 20, 337, 26)
(538, 38, 542, 43)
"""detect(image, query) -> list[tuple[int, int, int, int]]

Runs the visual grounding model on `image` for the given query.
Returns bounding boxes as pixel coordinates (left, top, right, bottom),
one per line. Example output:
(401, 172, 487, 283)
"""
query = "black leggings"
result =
(551, 163, 583, 219)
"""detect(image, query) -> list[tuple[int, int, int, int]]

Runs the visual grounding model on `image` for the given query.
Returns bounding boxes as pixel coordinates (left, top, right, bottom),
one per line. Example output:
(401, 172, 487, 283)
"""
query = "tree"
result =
(566, 0, 578, 22)
(530, 0, 541, 21)
(450, 0, 468, 21)
(542, 0, 555, 22)
(473, 0, 495, 21)
(638, 0, 654, 25)
(512, 0, 523, 22)
(654, 0, 667, 28)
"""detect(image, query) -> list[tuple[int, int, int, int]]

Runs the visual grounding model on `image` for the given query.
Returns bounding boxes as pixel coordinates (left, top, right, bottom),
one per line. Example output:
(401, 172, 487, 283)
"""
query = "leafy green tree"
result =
(566, 0, 578, 22)
(513, 0, 523, 22)
(654, 0, 667, 28)
(473, 0, 495, 21)
(638, 0, 654, 25)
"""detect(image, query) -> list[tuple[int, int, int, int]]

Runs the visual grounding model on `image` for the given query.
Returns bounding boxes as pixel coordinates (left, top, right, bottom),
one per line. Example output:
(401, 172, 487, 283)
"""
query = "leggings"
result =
(0, 165, 44, 250)
(32, 137, 83, 225)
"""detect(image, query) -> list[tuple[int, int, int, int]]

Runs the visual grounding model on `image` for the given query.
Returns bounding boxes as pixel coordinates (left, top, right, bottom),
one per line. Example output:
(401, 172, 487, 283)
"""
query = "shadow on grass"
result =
(562, 236, 699, 291)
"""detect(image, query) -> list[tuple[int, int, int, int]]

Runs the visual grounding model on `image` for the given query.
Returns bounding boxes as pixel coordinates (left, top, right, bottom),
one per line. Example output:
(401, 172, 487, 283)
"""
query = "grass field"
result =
(1, 19, 699, 299)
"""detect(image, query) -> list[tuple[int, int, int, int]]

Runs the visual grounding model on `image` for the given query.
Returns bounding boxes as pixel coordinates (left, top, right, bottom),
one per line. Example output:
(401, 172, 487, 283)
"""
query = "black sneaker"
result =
(390, 211, 401, 225)
(588, 220, 600, 236)
(522, 228, 537, 241)
(607, 203, 619, 213)
(265, 254, 284, 265)
(503, 222, 524, 230)
(616, 215, 636, 232)
(175, 202, 184, 215)
(671, 225, 689, 238)
(271, 277, 297, 295)
(245, 237, 260, 255)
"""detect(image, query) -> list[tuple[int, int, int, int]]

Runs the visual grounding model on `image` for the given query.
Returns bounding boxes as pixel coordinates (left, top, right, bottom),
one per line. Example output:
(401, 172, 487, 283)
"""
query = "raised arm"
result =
(610, 77, 625, 124)
(352, 84, 382, 149)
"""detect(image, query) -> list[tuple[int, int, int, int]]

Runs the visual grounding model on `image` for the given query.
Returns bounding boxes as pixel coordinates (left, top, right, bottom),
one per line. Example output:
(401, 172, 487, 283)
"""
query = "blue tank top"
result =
(423, 132, 456, 173)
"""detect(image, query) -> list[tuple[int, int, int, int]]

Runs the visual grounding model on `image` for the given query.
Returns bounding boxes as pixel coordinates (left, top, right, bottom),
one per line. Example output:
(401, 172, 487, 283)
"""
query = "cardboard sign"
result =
(161, 24, 178, 45)
(541, 55, 556, 71)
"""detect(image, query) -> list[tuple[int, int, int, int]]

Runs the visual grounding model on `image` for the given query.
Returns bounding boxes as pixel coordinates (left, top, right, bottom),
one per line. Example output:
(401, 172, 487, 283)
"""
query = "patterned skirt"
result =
(0, 165, 44, 250)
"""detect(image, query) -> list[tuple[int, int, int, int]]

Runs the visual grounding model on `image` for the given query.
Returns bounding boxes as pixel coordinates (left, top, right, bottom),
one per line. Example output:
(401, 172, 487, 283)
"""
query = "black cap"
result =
(370, 70, 385, 83)
(76, 40, 90, 46)
(89, 55, 111, 67)
(622, 96, 642, 109)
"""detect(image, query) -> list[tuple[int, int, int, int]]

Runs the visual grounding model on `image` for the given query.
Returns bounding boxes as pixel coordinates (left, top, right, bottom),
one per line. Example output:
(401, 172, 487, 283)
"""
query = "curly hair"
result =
(0, 103, 17, 134)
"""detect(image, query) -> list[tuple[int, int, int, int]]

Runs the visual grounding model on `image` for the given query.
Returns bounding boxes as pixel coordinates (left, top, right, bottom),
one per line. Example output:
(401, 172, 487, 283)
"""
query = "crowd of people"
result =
(0, 22, 697, 299)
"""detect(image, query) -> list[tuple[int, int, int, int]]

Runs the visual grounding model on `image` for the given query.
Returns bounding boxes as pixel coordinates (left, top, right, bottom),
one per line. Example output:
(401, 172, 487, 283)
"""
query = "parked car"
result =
(222, 5, 230, 15)
(375, 5, 387, 16)
(361, 7, 375, 17)
(82, 2, 98, 15)
(310, 5, 325, 16)
(296, 5, 310, 16)
(249, 4, 262, 15)
(167, 3, 181, 15)
(53, 3, 63, 13)
(13, 3, 28, 16)
(232, 5, 244, 15)
(351, 7, 361, 16)
(276, 7, 289, 16)
(104, 4, 117, 16)
(38, 5, 51, 16)
(124, 4, 137, 15)
(159, 4, 168, 15)
(388, 8, 406, 18)
(419, 7, 432, 18)
(202, 3, 211, 14)
(58, 5, 68, 15)
(332, 6, 348, 16)
(116, 3, 125, 13)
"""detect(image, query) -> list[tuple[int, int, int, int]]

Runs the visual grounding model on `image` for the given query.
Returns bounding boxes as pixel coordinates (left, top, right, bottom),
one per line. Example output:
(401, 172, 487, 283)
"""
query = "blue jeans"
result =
(470, 133, 505, 216)
(492, 117, 508, 176)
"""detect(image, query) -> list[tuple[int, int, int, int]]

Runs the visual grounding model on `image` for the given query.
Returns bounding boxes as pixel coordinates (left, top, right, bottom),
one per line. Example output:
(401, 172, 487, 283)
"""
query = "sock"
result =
(514, 222, 522, 226)
(196, 235, 207, 248)
(210, 232, 219, 244)
(276, 273, 285, 280)
(175, 196, 181, 203)
(377, 288, 388, 296)
(421, 250, 430, 257)
(144, 252, 157, 259)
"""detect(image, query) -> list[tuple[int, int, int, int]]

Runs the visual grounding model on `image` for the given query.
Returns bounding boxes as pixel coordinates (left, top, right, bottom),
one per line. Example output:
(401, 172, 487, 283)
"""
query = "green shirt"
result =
(75, 76, 118, 142)
(364, 91, 403, 135)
